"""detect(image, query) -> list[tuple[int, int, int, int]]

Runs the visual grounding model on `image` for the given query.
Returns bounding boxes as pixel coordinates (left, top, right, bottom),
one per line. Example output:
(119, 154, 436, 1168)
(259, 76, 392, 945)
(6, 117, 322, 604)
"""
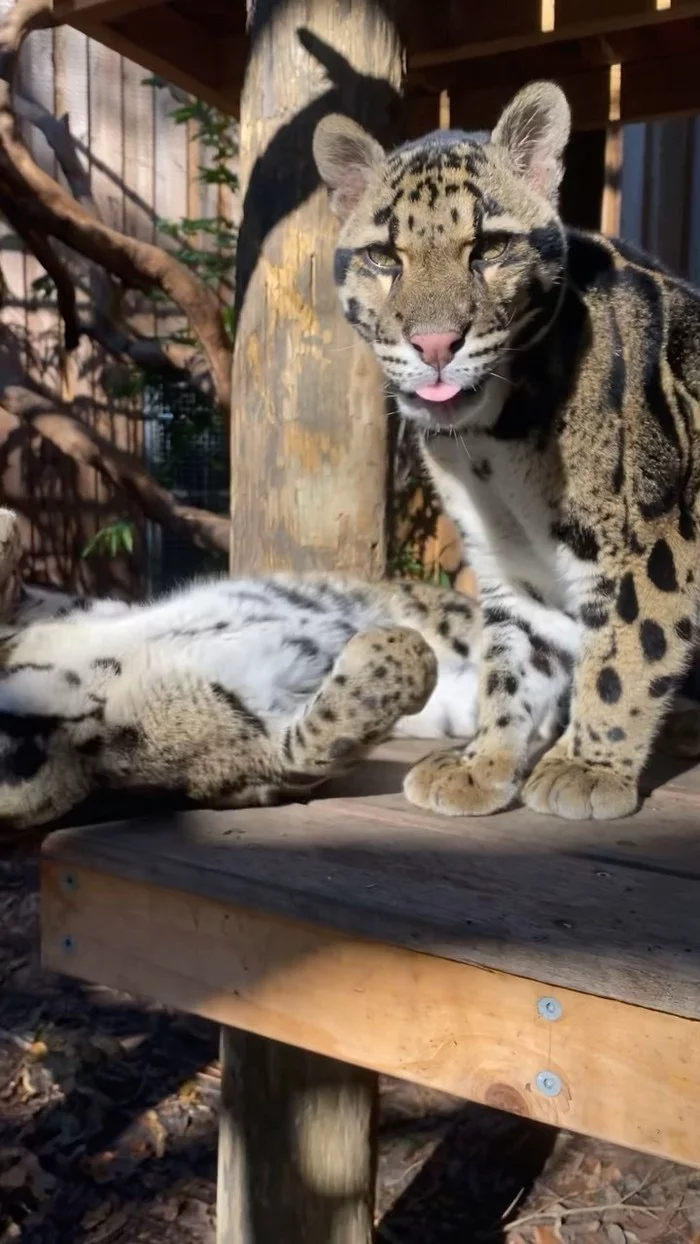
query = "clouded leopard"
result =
(0, 509, 483, 833)
(314, 79, 700, 820)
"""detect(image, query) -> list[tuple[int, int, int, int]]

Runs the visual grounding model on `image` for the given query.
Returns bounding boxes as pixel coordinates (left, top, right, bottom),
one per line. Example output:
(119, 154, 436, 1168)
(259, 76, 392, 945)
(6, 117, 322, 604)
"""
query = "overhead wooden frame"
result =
(52, 0, 245, 113)
(49, 0, 700, 128)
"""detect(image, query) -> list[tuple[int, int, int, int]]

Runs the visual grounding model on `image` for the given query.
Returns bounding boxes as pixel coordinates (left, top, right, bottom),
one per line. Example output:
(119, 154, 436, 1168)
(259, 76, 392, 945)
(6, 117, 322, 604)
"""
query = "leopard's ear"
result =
(313, 114, 385, 221)
(490, 81, 571, 203)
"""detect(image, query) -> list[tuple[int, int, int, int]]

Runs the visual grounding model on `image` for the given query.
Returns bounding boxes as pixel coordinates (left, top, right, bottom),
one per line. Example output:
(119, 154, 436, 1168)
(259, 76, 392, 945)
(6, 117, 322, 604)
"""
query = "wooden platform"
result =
(41, 739, 700, 1176)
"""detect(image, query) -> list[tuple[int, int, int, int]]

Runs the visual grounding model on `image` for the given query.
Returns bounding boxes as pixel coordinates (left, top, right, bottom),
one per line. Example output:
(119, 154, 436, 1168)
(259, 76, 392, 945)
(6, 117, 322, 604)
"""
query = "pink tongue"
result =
(416, 381, 462, 403)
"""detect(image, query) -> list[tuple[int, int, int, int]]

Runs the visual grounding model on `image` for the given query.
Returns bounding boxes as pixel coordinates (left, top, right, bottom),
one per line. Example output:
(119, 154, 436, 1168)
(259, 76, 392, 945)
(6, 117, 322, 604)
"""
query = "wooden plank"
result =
(217, 1028, 377, 1243)
(444, 39, 700, 135)
(601, 65, 623, 234)
(40, 742, 700, 1020)
(622, 46, 700, 120)
(41, 859, 700, 1166)
(53, 0, 164, 20)
(449, 67, 611, 134)
(69, 14, 240, 116)
(229, 0, 403, 577)
(409, 0, 700, 70)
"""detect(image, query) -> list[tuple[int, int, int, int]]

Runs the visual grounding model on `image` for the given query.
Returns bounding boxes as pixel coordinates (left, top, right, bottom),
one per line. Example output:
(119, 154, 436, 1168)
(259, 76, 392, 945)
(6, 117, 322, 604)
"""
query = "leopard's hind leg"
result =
(103, 626, 437, 809)
(271, 625, 438, 797)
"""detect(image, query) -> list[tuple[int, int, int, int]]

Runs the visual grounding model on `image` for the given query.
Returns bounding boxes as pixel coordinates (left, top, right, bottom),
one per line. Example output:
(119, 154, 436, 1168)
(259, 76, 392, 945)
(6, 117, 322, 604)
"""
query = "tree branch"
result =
(0, 383, 230, 553)
(0, 190, 80, 348)
(0, 0, 233, 410)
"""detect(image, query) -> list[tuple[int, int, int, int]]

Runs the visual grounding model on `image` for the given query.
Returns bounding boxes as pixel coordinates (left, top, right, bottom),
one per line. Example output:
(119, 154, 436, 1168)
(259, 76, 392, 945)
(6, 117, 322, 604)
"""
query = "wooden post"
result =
(601, 63, 623, 236)
(229, 0, 404, 577)
(217, 1028, 378, 1244)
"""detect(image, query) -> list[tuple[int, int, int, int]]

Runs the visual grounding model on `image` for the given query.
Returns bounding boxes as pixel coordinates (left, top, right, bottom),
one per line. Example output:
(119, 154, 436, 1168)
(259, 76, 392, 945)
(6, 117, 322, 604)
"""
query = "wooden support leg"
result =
(217, 1027, 378, 1243)
(230, 0, 404, 578)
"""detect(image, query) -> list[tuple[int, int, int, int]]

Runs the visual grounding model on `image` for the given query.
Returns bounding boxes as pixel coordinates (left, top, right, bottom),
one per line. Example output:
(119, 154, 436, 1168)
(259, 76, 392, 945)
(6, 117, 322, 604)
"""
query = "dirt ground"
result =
(2, 848, 699, 1244)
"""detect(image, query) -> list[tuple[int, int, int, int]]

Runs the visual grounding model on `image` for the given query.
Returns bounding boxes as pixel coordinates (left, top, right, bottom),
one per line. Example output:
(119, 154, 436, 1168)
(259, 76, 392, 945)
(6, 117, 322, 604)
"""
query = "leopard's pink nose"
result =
(410, 331, 463, 369)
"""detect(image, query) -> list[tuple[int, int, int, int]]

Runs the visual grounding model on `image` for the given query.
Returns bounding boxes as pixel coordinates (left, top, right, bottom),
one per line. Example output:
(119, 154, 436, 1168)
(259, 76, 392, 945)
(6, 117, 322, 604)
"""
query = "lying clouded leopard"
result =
(0, 508, 483, 832)
(314, 79, 700, 820)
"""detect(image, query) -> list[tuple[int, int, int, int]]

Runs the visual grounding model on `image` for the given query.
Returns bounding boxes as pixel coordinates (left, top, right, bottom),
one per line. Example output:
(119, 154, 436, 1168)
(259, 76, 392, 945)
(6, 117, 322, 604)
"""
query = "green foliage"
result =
(81, 520, 135, 560)
(147, 84, 238, 297)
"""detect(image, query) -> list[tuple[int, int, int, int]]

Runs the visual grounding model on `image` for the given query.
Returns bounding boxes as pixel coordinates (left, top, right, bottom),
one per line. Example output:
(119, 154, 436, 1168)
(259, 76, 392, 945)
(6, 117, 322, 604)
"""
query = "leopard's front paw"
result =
(523, 754, 638, 820)
(403, 746, 518, 817)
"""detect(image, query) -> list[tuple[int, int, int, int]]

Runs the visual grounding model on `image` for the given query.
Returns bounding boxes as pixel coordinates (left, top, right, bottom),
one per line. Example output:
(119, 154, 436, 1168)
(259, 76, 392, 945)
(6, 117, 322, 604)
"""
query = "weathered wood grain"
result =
(41, 741, 700, 1020)
(41, 859, 700, 1166)
(217, 1027, 377, 1243)
(229, 0, 403, 577)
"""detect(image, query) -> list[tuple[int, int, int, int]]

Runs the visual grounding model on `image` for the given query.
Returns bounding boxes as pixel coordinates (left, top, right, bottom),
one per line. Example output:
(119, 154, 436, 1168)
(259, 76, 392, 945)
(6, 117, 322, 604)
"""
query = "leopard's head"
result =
(314, 81, 570, 432)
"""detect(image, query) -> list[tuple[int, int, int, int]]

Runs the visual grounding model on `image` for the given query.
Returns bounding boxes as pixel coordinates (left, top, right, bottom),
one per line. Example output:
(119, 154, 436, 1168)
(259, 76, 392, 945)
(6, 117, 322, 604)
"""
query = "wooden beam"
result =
(52, 0, 163, 22)
(446, 44, 700, 134)
(601, 64, 623, 234)
(229, 0, 404, 576)
(65, 11, 242, 116)
(217, 1028, 377, 1244)
(409, 0, 700, 71)
(41, 858, 700, 1166)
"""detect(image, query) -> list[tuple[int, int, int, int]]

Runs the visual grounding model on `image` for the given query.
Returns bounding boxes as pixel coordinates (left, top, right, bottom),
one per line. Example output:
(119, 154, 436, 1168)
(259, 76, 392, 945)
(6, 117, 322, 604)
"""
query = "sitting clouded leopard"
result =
(314, 79, 700, 820)
(0, 508, 484, 832)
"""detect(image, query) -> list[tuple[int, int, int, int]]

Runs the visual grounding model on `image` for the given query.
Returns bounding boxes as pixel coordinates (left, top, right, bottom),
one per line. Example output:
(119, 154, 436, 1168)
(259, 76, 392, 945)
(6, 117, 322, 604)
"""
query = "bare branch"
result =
(0, 190, 80, 348)
(0, 0, 233, 410)
(0, 382, 230, 554)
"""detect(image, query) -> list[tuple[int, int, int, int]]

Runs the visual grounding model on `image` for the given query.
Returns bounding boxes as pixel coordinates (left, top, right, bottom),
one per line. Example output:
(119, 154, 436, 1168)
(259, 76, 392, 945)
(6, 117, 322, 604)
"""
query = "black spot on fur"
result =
(211, 683, 267, 735)
(92, 657, 122, 676)
(676, 616, 693, 642)
(486, 671, 499, 696)
(472, 458, 492, 482)
(333, 249, 353, 285)
(4, 737, 46, 783)
(580, 603, 608, 630)
(597, 667, 622, 704)
(0, 662, 54, 678)
(649, 675, 675, 698)
(113, 725, 141, 750)
(284, 635, 322, 663)
(552, 519, 599, 562)
(522, 582, 544, 604)
(483, 605, 512, 627)
(373, 206, 392, 226)
(678, 509, 695, 541)
(496, 715, 511, 729)
(616, 573, 639, 623)
(504, 674, 518, 695)
(345, 297, 361, 326)
(452, 639, 470, 659)
(76, 736, 103, 758)
(329, 737, 358, 761)
(608, 726, 626, 742)
(640, 619, 667, 662)
(63, 670, 81, 686)
(612, 424, 625, 493)
(647, 539, 678, 592)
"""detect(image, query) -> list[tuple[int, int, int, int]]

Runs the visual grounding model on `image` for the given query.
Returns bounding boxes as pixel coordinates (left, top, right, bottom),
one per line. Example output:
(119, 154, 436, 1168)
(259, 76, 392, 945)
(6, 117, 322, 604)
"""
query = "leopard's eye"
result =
(365, 246, 401, 273)
(471, 235, 510, 266)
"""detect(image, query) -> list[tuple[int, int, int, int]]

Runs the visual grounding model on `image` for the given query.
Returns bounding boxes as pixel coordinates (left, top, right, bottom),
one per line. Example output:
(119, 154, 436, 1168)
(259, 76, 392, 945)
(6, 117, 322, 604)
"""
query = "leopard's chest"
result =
(422, 432, 595, 614)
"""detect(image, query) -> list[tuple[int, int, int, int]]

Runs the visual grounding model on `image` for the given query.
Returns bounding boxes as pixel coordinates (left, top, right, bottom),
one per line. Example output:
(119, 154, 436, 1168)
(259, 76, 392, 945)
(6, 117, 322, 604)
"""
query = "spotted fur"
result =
(0, 509, 486, 833)
(315, 81, 700, 820)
